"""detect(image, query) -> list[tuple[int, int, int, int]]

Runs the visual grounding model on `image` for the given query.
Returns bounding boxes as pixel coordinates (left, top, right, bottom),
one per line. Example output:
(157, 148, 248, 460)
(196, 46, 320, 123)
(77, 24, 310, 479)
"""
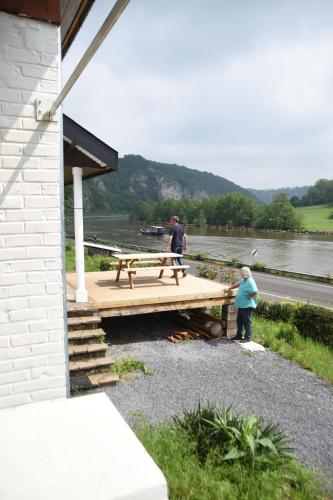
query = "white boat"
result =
(140, 226, 165, 236)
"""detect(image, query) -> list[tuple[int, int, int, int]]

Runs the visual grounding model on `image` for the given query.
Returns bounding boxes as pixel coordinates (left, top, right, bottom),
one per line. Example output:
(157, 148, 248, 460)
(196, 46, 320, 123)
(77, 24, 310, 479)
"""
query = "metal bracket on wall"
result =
(35, 99, 58, 122)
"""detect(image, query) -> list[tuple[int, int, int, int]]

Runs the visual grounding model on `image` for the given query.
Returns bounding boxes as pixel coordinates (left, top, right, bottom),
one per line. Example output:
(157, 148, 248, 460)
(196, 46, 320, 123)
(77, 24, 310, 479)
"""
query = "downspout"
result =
(58, 33, 71, 397)
(72, 167, 88, 302)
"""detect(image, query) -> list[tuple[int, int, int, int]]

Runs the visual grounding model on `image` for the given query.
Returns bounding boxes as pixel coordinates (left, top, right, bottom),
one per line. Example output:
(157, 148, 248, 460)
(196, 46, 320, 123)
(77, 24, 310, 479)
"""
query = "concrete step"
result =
(68, 343, 108, 357)
(67, 303, 99, 318)
(69, 356, 115, 374)
(68, 328, 105, 343)
(67, 315, 101, 331)
(88, 372, 120, 387)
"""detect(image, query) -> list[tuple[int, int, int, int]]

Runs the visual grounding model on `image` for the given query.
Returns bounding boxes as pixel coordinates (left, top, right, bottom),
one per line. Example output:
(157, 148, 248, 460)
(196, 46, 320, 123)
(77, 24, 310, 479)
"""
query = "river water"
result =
(67, 216, 333, 277)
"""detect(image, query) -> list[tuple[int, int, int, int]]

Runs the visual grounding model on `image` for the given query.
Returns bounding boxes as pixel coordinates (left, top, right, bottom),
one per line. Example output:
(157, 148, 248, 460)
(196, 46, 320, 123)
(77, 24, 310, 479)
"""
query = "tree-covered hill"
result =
(248, 186, 309, 204)
(65, 154, 258, 214)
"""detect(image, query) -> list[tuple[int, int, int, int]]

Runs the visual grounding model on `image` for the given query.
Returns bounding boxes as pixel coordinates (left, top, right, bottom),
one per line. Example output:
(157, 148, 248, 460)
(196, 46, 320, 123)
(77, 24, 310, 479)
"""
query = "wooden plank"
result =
(94, 293, 233, 309)
(127, 265, 189, 272)
(113, 252, 182, 260)
(66, 271, 235, 313)
(99, 298, 231, 317)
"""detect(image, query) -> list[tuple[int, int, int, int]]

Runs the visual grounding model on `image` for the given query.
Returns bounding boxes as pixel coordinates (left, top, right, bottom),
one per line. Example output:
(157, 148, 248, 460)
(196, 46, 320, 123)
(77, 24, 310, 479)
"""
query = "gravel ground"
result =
(101, 313, 333, 479)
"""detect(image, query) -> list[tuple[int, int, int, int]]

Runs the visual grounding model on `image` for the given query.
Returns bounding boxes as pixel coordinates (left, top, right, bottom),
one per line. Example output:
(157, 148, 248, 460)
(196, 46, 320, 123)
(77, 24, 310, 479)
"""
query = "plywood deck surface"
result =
(66, 271, 228, 310)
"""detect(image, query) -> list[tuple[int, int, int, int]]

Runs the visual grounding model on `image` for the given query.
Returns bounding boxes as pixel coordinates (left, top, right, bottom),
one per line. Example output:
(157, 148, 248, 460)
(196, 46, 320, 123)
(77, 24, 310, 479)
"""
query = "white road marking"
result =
(260, 291, 333, 310)
(255, 274, 333, 290)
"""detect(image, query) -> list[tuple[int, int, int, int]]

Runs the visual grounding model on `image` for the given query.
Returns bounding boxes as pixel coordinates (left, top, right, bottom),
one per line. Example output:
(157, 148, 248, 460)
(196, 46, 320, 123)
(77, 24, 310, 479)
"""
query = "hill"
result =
(248, 186, 309, 204)
(67, 154, 259, 214)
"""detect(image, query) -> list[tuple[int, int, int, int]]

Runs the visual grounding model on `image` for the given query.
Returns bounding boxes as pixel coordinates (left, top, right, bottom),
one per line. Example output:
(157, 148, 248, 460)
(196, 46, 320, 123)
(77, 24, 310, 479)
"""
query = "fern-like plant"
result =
(173, 403, 292, 470)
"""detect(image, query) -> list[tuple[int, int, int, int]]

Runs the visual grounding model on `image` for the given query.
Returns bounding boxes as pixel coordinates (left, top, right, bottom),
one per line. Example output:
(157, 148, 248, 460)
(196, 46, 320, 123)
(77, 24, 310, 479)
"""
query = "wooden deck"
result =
(66, 270, 234, 317)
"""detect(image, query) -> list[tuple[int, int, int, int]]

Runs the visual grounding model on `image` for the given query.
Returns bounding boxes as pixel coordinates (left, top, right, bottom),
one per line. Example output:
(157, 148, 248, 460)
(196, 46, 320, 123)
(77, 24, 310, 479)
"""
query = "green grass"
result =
(111, 356, 155, 378)
(65, 242, 118, 272)
(136, 416, 326, 500)
(253, 318, 333, 384)
(296, 204, 333, 232)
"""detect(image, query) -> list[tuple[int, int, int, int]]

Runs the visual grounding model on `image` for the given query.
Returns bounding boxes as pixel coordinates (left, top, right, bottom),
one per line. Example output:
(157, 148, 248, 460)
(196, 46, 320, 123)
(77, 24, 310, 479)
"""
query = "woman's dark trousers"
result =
(236, 308, 254, 340)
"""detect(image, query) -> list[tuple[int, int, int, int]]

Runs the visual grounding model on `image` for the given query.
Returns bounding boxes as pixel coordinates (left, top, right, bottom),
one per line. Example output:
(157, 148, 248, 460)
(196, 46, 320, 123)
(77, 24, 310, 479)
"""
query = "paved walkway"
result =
(102, 313, 333, 479)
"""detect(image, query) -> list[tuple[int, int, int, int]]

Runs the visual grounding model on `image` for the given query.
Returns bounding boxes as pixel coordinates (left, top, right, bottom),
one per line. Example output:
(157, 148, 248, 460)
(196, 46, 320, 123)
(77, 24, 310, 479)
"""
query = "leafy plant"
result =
(231, 256, 241, 267)
(252, 260, 267, 271)
(211, 305, 222, 320)
(194, 252, 208, 261)
(292, 304, 333, 347)
(255, 300, 296, 322)
(197, 264, 218, 280)
(219, 263, 238, 284)
(136, 418, 322, 500)
(111, 356, 154, 378)
(173, 403, 292, 470)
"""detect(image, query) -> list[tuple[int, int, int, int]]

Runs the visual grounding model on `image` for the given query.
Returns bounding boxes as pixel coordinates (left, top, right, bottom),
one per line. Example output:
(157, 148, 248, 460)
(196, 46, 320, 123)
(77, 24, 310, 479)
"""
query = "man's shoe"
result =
(231, 336, 242, 341)
(240, 338, 251, 343)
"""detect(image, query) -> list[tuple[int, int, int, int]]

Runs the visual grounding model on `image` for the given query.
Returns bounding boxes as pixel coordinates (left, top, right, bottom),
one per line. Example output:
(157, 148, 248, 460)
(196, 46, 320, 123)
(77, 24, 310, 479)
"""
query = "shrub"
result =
(255, 300, 297, 322)
(252, 260, 267, 271)
(173, 403, 292, 469)
(99, 257, 112, 271)
(211, 305, 222, 320)
(292, 304, 333, 347)
(197, 264, 218, 280)
(231, 256, 241, 267)
(194, 252, 208, 261)
(219, 264, 238, 284)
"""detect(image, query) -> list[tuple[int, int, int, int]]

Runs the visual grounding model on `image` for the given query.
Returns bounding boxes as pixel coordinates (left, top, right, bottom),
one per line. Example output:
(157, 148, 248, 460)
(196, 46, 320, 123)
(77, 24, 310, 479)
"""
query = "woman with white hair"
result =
(225, 267, 258, 343)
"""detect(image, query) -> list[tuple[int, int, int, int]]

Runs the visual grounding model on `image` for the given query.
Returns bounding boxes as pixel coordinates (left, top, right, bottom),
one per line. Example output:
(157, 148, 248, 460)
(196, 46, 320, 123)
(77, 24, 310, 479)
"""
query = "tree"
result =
(255, 194, 302, 230)
(290, 196, 301, 207)
(214, 192, 257, 227)
(133, 201, 154, 222)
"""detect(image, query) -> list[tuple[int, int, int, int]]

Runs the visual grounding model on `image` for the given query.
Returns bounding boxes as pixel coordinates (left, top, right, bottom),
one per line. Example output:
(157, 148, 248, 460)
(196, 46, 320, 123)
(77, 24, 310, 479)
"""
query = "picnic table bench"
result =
(113, 252, 190, 289)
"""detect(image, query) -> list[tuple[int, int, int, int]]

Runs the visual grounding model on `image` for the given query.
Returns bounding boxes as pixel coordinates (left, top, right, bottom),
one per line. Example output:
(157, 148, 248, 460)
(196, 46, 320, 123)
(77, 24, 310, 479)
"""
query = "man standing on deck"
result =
(166, 216, 188, 277)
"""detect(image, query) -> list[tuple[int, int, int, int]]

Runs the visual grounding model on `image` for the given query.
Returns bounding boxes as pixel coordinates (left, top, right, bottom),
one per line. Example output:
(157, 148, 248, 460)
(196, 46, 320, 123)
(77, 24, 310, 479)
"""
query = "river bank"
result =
(82, 237, 333, 285)
(66, 215, 333, 277)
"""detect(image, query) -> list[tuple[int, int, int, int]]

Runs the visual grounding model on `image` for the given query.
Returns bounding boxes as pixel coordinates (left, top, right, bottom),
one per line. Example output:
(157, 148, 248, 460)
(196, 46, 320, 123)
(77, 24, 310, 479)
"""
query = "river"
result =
(66, 216, 333, 277)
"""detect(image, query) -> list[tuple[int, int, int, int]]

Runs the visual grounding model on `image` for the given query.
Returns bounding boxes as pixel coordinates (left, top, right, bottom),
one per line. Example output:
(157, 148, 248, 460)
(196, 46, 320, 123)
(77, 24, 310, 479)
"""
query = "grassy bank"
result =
(65, 242, 118, 272)
(136, 406, 327, 500)
(253, 317, 333, 384)
(296, 204, 333, 232)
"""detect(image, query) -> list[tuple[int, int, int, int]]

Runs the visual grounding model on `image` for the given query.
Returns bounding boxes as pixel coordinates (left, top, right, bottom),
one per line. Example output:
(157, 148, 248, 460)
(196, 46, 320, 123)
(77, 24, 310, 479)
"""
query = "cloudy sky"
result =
(62, 0, 333, 189)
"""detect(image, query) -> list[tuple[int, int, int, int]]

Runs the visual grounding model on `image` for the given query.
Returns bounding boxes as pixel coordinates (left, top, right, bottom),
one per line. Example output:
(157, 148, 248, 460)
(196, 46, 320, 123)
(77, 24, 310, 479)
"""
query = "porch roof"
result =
(63, 114, 118, 185)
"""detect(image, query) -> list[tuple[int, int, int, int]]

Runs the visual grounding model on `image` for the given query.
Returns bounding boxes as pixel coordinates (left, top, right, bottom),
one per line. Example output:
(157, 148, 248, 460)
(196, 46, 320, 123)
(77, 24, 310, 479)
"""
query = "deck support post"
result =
(222, 304, 237, 338)
(73, 166, 88, 302)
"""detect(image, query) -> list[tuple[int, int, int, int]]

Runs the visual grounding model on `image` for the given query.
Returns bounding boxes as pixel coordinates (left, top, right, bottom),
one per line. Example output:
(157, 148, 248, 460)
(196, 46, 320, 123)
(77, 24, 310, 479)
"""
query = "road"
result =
(188, 261, 333, 310)
(252, 272, 333, 310)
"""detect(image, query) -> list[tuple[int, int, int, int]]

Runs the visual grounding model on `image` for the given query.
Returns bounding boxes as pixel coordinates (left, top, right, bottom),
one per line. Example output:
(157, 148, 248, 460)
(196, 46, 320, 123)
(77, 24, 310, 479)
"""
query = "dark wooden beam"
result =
(0, 0, 60, 25)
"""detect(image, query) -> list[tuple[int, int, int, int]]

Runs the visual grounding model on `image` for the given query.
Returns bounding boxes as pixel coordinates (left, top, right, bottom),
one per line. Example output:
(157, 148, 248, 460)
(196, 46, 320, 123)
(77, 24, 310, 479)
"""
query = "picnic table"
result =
(113, 252, 190, 289)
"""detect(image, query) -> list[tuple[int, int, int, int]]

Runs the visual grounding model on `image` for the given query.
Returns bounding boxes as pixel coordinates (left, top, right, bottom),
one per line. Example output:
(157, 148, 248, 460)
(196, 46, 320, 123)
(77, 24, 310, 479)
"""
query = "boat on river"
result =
(140, 225, 165, 236)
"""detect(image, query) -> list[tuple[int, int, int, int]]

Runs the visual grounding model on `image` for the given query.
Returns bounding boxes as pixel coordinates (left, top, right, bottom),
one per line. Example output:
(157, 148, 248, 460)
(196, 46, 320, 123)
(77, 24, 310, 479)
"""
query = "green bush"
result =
(231, 256, 241, 267)
(219, 264, 238, 285)
(173, 403, 292, 469)
(255, 300, 297, 322)
(197, 264, 218, 280)
(194, 252, 208, 261)
(292, 304, 333, 347)
(252, 260, 267, 271)
(99, 257, 112, 271)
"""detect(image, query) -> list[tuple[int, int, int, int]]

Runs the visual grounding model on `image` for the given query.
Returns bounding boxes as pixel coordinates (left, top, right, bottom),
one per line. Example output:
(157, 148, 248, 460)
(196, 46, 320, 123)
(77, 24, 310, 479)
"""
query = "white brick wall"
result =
(0, 12, 68, 409)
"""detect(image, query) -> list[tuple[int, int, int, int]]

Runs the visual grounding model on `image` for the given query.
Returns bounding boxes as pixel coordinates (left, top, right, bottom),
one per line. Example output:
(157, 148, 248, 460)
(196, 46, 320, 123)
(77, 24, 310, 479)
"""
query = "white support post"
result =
(73, 167, 88, 302)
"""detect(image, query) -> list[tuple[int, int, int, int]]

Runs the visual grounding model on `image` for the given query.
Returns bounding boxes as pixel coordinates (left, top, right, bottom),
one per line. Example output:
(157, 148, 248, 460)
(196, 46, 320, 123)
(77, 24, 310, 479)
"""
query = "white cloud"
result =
(63, 0, 333, 188)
